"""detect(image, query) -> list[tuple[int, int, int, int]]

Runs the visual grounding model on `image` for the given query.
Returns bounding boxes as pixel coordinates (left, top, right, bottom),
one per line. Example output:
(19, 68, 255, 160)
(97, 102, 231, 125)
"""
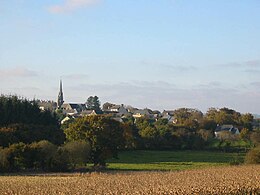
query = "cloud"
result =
(62, 73, 89, 80)
(250, 82, 260, 88)
(245, 60, 260, 67)
(164, 65, 198, 72)
(0, 67, 38, 78)
(244, 69, 260, 74)
(61, 80, 260, 113)
(48, 0, 100, 14)
(218, 59, 260, 69)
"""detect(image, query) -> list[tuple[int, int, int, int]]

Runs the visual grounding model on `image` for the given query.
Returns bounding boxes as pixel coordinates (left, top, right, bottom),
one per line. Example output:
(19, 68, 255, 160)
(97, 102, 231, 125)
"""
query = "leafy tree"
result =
(250, 131, 260, 147)
(0, 124, 64, 147)
(49, 147, 69, 172)
(173, 108, 203, 129)
(197, 129, 213, 142)
(245, 146, 260, 164)
(205, 107, 242, 125)
(29, 140, 57, 171)
(64, 140, 90, 168)
(199, 118, 217, 131)
(86, 96, 102, 113)
(121, 123, 138, 149)
(240, 113, 254, 131)
(64, 115, 124, 166)
(240, 128, 250, 141)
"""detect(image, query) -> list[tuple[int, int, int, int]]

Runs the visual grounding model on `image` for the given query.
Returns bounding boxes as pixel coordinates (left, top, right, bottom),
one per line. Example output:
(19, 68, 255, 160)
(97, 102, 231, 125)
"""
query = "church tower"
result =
(57, 79, 64, 109)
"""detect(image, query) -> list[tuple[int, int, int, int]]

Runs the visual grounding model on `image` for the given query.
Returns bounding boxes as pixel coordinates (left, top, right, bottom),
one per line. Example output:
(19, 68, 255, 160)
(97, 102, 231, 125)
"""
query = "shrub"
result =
(49, 147, 69, 172)
(245, 146, 260, 164)
(29, 140, 57, 170)
(250, 131, 260, 147)
(0, 143, 27, 171)
(64, 140, 90, 168)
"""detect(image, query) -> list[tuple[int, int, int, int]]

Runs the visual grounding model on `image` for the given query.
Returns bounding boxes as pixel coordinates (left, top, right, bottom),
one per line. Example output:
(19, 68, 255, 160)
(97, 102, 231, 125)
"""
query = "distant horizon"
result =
(1, 90, 259, 116)
(1, 0, 260, 114)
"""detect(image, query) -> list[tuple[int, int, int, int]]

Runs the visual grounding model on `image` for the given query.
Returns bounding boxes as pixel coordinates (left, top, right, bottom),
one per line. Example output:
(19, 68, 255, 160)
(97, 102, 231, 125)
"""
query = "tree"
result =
(240, 113, 254, 131)
(173, 108, 202, 132)
(86, 96, 102, 113)
(64, 115, 124, 166)
(0, 95, 58, 126)
(205, 107, 242, 125)
(245, 146, 260, 164)
(64, 140, 90, 168)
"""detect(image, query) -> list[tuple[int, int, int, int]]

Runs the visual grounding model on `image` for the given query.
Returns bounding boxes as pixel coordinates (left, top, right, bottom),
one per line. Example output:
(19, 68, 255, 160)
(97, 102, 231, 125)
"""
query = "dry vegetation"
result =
(0, 165, 259, 195)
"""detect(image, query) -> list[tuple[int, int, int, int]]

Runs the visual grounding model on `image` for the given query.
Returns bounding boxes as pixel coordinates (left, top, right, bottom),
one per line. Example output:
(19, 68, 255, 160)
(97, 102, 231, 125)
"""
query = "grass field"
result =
(0, 165, 259, 194)
(107, 150, 245, 171)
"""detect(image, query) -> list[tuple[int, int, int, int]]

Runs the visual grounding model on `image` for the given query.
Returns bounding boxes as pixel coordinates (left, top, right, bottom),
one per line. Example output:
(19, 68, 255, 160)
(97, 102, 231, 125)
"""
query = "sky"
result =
(1, 0, 260, 114)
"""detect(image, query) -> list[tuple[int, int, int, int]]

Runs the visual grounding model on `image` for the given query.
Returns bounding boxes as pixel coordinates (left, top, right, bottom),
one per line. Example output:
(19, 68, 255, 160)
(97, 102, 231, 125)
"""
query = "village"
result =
(36, 80, 260, 137)
(37, 80, 177, 125)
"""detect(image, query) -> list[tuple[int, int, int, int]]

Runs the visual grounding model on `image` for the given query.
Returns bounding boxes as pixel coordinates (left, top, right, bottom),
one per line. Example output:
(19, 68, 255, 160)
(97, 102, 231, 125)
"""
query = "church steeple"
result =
(57, 79, 64, 109)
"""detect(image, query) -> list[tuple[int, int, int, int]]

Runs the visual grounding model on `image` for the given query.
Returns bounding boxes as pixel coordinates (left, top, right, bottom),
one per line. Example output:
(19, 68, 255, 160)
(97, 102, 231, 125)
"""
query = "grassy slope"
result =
(107, 150, 245, 171)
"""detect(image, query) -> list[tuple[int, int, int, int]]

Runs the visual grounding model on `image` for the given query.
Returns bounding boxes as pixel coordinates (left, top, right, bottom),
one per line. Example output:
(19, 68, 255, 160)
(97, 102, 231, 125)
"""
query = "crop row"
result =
(0, 165, 259, 194)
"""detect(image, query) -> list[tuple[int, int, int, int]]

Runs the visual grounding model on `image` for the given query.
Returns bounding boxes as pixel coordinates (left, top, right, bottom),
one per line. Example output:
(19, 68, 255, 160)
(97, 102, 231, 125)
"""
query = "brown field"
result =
(0, 165, 259, 195)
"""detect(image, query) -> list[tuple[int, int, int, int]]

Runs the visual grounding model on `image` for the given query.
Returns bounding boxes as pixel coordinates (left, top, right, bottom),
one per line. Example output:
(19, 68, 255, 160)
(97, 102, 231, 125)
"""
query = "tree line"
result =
(0, 95, 260, 172)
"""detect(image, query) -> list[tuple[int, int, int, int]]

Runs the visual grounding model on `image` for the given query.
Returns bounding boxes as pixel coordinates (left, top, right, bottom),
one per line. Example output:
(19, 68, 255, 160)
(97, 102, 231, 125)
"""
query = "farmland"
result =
(0, 165, 259, 194)
(107, 150, 245, 171)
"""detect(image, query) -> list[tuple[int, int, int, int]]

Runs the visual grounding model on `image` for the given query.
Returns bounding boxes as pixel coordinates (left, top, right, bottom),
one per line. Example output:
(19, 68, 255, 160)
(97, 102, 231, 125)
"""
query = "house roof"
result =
(215, 125, 234, 132)
(162, 110, 175, 116)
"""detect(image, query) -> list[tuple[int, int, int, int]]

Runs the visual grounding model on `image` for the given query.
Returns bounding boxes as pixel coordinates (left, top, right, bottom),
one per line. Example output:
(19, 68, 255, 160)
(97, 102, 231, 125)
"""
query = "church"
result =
(57, 80, 89, 116)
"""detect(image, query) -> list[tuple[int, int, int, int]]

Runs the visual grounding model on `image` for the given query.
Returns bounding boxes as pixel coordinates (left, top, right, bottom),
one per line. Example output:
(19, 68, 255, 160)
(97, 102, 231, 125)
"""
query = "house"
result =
(111, 105, 130, 115)
(61, 115, 75, 124)
(61, 103, 86, 112)
(152, 110, 162, 120)
(37, 100, 57, 111)
(214, 125, 240, 137)
(80, 110, 98, 116)
(132, 109, 154, 119)
(162, 110, 177, 124)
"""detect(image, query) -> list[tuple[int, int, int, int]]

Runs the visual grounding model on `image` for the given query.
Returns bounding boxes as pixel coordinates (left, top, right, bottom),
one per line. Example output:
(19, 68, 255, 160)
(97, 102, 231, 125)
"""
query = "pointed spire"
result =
(60, 79, 63, 93)
(57, 79, 64, 109)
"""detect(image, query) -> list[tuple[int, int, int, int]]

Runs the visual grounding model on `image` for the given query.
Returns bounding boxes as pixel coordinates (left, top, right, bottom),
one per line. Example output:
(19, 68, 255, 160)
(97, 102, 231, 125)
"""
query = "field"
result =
(107, 150, 244, 171)
(0, 165, 259, 194)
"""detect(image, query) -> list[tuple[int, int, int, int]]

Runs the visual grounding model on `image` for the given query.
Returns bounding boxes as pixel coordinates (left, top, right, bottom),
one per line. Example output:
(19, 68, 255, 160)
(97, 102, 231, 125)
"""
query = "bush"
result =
(29, 140, 57, 170)
(0, 143, 27, 171)
(245, 146, 260, 164)
(49, 147, 69, 172)
(64, 140, 90, 168)
(250, 131, 260, 147)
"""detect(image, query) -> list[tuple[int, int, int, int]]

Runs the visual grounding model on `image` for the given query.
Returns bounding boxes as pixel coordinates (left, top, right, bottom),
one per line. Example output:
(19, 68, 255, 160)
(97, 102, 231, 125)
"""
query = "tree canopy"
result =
(86, 96, 102, 113)
(0, 95, 64, 146)
(64, 115, 124, 166)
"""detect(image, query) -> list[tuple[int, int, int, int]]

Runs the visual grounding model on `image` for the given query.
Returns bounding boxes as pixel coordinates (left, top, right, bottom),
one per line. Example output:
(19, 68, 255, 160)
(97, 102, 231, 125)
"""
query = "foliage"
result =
(86, 96, 102, 113)
(63, 140, 90, 168)
(0, 95, 63, 147)
(49, 147, 70, 172)
(0, 124, 65, 147)
(250, 131, 260, 147)
(0, 95, 58, 126)
(64, 115, 124, 166)
(205, 107, 253, 128)
(0, 141, 57, 172)
(245, 146, 260, 164)
(197, 129, 214, 141)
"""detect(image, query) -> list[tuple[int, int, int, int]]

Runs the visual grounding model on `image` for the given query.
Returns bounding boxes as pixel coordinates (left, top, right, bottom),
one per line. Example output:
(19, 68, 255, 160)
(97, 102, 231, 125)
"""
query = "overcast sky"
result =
(1, 0, 260, 113)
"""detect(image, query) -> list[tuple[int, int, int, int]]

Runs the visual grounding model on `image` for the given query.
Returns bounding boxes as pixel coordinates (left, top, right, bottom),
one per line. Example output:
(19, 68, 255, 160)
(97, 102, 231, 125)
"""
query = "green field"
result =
(107, 150, 245, 171)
